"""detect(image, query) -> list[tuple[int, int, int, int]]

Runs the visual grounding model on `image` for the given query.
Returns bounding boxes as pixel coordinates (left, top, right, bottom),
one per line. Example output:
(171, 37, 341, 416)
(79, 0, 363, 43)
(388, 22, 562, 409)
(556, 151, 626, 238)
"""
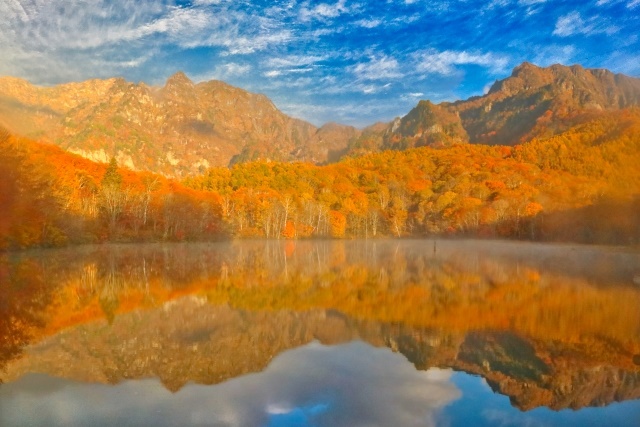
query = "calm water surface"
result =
(1, 240, 639, 426)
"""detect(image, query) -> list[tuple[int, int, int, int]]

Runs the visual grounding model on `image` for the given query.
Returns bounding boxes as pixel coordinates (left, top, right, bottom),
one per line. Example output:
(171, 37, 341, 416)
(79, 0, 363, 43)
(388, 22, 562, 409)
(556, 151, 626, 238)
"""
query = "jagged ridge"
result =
(1, 62, 639, 175)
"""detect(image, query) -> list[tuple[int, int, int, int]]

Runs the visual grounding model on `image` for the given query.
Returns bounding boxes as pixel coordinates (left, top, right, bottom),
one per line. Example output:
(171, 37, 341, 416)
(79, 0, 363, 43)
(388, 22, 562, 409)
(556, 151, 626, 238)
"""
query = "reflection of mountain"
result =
(394, 327, 640, 410)
(2, 300, 365, 392)
(0, 342, 460, 427)
(2, 241, 640, 411)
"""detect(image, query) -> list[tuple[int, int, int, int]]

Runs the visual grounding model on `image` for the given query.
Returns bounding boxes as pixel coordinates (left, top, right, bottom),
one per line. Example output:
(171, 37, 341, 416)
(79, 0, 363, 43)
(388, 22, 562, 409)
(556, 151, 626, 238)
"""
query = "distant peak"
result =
(165, 71, 193, 88)
(416, 99, 435, 108)
(512, 61, 541, 76)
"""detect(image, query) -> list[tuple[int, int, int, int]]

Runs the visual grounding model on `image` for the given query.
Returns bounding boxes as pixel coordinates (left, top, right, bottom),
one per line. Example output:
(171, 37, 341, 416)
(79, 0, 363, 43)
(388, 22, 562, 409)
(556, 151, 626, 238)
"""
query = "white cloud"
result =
(0, 44, 158, 85)
(414, 49, 509, 75)
(361, 84, 381, 94)
(299, 0, 351, 21)
(400, 92, 424, 101)
(518, 0, 547, 5)
(355, 18, 382, 28)
(218, 30, 294, 55)
(135, 7, 215, 44)
(592, 0, 639, 6)
(553, 12, 587, 36)
(193, 62, 252, 82)
(0, 0, 296, 84)
(265, 55, 328, 68)
(262, 67, 313, 78)
(392, 13, 422, 25)
(552, 11, 619, 37)
(192, 0, 227, 5)
(531, 44, 576, 67)
(352, 55, 404, 80)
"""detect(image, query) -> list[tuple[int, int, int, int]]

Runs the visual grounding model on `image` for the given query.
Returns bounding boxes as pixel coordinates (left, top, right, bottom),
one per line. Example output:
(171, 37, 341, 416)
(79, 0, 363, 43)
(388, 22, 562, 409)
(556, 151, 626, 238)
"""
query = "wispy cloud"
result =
(400, 92, 425, 101)
(265, 55, 328, 68)
(598, 0, 640, 7)
(194, 62, 252, 82)
(531, 44, 576, 66)
(352, 55, 404, 80)
(414, 49, 509, 75)
(359, 82, 392, 94)
(299, 0, 351, 22)
(217, 30, 294, 55)
(264, 68, 314, 78)
(355, 18, 383, 28)
(518, 0, 547, 5)
(0, 0, 637, 126)
(552, 11, 619, 37)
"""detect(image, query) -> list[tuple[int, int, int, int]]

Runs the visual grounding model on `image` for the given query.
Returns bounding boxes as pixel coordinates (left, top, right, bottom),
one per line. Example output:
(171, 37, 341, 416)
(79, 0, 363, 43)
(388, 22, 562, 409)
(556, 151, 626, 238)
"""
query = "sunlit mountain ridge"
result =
(1, 62, 640, 248)
(1, 62, 639, 176)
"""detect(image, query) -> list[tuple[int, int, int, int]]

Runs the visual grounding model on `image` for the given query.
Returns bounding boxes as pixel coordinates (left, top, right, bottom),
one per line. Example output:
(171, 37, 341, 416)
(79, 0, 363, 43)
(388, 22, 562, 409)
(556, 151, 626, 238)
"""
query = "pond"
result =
(1, 239, 639, 426)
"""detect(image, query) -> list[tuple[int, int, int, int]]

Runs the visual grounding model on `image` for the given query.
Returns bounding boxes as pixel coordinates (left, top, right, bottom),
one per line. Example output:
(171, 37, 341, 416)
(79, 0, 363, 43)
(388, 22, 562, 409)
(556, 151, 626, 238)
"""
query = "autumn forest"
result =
(1, 63, 640, 250)
(1, 107, 639, 250)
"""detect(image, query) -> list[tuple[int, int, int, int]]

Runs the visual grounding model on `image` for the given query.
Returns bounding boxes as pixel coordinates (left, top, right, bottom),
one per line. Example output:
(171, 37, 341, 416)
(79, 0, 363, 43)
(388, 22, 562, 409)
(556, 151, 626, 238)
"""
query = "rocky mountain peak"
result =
(162, 71, 194, 96)
(1, 62, 639, 174)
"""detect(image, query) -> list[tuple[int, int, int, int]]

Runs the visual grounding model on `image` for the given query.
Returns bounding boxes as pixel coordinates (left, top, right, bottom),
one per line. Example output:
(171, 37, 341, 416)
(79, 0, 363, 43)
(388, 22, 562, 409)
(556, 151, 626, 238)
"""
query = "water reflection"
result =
(0, 239, 639, 421)
(0, 342, 458, 427)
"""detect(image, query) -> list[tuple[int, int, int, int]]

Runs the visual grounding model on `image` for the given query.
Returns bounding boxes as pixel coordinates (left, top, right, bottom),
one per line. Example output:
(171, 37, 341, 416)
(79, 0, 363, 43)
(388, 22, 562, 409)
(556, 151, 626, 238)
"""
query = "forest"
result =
(1, 107, 639, 250)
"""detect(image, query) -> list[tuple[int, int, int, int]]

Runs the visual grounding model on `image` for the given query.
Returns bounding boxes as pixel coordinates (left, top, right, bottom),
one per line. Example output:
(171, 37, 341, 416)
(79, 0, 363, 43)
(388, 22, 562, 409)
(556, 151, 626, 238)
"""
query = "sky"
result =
(0, 0, 638, 127)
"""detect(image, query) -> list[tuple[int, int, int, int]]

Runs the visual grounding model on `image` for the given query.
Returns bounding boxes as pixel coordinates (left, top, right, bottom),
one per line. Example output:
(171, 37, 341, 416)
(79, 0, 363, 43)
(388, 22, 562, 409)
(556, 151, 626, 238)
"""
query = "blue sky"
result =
(1, 0, 638, 127)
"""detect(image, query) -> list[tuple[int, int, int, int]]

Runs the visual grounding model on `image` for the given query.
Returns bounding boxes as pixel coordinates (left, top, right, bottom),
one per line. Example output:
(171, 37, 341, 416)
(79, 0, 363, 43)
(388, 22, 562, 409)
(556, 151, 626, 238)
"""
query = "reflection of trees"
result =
(4, 241, 640, 408)
(16, 241, 640, 349)
(0, 255, 55, 381)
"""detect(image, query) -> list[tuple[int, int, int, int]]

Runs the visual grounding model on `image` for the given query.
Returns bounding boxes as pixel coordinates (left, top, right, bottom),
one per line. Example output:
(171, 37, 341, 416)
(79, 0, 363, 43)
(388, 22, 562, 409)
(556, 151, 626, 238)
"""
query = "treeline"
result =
(184, 109, 640, 243)
(2, 108, 639, 249)
(0, 129, 224, 249)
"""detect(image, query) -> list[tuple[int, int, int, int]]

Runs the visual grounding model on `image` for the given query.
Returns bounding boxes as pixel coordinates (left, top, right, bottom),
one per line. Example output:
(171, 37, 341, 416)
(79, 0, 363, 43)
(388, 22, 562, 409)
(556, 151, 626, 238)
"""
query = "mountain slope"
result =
(0, 73, 357, 176)
(2, 62, 639, 175)
(454, 62, 640, 145)
(346, 62, 640, 154)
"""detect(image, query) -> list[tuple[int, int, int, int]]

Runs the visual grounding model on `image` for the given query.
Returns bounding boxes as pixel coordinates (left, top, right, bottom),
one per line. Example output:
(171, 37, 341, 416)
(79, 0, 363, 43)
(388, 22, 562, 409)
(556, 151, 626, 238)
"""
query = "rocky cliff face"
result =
(2, 63, 639, 174)
(0, 73, 357, 176)
(347, 62, 640, 153)
(451, 62, 640, 146)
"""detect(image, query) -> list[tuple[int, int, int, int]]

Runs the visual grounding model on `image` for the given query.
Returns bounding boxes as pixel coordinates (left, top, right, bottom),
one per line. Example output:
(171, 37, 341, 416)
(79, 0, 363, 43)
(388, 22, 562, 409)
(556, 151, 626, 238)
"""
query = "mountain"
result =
(1, 62, 639, 176)
(346, 62, 640, 154)
(0, 72, 357, 176)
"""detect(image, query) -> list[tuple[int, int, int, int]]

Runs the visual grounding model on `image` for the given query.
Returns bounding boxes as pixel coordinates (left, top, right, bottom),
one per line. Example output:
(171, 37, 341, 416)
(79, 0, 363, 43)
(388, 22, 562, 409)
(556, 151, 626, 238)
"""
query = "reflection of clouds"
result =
(482, 409, 546, 427)
(0, 341, 460, 427)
